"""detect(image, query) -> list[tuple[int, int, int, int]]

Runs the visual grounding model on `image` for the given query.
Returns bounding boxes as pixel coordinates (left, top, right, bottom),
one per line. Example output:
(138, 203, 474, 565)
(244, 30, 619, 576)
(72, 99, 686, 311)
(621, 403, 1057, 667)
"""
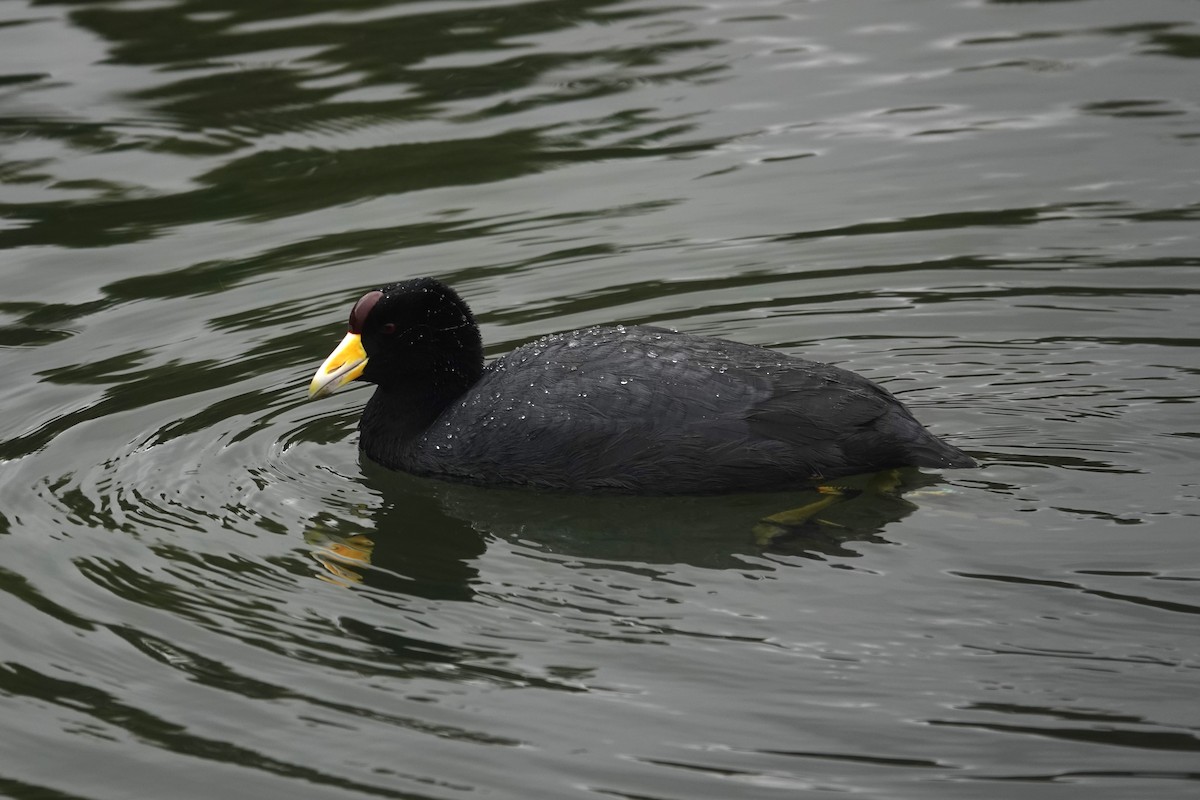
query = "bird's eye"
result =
(380, 323, 397, 335)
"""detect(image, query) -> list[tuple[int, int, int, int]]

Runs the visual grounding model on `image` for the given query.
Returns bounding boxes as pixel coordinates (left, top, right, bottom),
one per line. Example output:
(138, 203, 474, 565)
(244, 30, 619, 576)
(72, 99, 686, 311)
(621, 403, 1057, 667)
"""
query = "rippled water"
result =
(2, 0, 1198, 797)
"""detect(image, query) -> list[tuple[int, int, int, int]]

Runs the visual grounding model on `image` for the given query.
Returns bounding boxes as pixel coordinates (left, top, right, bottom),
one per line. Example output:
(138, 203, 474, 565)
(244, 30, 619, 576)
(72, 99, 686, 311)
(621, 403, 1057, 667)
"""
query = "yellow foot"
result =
(753, 486, 852, 545)
(752, 469, 905, 546)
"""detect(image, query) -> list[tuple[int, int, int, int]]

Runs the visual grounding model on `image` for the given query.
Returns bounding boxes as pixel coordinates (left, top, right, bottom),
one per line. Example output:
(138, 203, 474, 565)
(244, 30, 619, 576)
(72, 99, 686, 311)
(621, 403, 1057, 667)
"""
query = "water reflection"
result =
(4, 0, 1200, 795)
(307, 478, 485, 601)
(4, 0, 720, 249)
(303, 463, 956, 594)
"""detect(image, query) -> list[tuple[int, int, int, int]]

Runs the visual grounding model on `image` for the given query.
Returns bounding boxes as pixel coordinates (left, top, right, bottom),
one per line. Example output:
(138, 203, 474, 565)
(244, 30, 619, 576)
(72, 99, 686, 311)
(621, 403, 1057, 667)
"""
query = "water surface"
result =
(1, 0, 1198, 798)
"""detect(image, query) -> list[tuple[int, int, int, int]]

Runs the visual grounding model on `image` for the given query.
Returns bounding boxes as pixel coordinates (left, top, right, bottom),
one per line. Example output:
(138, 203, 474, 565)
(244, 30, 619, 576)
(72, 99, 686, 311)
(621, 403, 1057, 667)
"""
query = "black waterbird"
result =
(308, 278, 976, 493)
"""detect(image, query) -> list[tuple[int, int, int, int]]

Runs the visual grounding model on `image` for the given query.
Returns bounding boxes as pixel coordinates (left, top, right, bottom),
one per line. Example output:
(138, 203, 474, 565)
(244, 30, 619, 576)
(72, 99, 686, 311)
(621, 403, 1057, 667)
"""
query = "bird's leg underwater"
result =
(752, 469, 904, 546)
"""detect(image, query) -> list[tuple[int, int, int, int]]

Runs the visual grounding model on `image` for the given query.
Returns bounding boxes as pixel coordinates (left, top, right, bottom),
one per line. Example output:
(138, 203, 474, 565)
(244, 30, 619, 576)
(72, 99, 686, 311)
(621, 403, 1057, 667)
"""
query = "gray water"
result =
(1, 0, 1198, 798)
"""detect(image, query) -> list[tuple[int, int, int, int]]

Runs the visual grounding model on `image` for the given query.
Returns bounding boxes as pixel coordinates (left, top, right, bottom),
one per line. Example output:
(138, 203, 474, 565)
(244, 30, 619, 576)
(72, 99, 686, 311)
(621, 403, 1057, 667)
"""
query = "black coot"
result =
(309, 278, 975, 493)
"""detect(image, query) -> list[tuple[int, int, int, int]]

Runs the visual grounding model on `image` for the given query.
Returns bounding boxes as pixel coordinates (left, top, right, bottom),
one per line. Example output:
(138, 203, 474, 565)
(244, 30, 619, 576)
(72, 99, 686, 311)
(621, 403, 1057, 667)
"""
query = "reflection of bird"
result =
(304, 528, 375, 587)
(309, 278, 975, 493)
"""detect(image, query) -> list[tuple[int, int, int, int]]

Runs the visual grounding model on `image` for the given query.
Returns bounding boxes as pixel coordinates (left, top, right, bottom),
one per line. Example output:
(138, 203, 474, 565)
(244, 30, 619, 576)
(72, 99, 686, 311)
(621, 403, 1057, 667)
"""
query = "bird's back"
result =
(381, 325, 971, 493)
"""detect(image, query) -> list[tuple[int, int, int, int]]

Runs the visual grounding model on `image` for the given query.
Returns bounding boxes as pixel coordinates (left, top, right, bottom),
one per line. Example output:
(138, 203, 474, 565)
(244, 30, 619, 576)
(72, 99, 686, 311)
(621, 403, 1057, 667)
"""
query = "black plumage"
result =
(313, 278, 975, 493)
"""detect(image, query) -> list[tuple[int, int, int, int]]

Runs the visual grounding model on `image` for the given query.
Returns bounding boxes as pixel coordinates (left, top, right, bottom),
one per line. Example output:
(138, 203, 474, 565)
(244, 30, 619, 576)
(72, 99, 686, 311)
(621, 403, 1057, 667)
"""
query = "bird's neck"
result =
(359, 379, 471, 459)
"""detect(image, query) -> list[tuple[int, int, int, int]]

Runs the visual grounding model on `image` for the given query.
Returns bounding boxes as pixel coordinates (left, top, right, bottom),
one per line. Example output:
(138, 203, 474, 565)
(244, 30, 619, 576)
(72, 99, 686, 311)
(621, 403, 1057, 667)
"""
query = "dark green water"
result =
(1, 0, 1198, 798)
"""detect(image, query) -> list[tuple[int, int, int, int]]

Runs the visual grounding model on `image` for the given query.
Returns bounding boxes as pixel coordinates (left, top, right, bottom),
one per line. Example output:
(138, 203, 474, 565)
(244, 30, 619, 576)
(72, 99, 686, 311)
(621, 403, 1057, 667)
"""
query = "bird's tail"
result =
(907, 434, 976, 470)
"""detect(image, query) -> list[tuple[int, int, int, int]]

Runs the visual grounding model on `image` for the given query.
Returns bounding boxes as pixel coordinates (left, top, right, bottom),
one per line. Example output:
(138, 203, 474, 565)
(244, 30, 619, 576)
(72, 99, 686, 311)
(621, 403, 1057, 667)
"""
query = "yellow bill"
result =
(309, 331, 367, 399)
